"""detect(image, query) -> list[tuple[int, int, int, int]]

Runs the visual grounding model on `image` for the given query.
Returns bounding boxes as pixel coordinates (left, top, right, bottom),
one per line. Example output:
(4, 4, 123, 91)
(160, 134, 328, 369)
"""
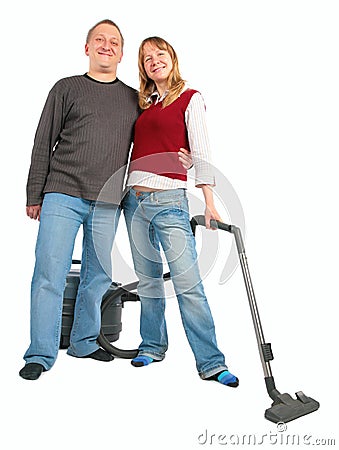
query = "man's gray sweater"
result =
(26, 74, 140, 205)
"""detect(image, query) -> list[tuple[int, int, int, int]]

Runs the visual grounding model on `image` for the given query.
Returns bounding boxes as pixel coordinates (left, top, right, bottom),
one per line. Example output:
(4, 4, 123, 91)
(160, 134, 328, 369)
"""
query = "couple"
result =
(20, 19, 238, 388)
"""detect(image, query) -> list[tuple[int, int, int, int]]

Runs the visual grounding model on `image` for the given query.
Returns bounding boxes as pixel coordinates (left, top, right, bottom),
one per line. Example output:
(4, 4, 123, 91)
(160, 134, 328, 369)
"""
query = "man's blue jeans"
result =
(23, 193, 121, 370)
(123, 188, 228, 379)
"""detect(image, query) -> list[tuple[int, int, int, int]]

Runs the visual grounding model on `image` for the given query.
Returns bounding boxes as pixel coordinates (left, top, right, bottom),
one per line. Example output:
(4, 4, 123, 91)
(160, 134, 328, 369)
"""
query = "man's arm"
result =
(26, 83, 64, 207)
(26, 205, 42, 221)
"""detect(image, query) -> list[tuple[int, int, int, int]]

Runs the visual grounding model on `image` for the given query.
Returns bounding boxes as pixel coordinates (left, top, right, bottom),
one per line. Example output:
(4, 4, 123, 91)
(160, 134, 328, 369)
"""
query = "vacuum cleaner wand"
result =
(191, 215, 320, 423)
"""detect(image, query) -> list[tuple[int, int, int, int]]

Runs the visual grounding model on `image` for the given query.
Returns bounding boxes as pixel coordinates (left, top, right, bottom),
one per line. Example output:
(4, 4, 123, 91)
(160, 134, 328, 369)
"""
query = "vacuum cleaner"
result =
(189, 216, 320, 423)
(61, 261, 140, 355)
(65, 215, 320, 423)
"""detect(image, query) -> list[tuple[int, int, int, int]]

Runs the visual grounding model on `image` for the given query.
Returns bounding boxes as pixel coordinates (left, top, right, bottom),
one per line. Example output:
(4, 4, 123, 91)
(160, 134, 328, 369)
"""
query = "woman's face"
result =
(142, 42, 173, 86)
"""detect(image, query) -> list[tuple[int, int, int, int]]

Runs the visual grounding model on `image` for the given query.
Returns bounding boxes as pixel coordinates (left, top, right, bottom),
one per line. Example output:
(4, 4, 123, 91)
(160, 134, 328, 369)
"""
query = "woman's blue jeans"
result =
(123, 188, 228, 378)
(23, 193, 121, 370)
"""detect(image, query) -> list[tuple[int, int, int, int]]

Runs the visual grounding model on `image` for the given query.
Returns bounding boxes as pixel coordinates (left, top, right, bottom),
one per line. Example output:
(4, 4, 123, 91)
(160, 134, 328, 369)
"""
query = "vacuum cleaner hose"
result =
(98, 286, 139, 359)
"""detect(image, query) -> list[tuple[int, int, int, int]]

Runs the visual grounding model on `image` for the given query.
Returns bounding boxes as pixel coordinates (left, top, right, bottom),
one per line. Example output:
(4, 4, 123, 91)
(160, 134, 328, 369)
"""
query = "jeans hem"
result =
(138, 351, 165, 361)
(199, 365, 229, 380)
(66, 343, 99, 358)
(23, 358, 50, 372)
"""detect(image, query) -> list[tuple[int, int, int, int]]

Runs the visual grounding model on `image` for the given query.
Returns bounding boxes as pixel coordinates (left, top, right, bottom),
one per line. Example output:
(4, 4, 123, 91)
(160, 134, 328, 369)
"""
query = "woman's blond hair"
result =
(138, 37, 185, 109)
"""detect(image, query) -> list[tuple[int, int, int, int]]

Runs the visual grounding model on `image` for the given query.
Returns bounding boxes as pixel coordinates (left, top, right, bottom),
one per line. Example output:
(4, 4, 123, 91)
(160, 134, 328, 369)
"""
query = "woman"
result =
(123, 37, 238, 386)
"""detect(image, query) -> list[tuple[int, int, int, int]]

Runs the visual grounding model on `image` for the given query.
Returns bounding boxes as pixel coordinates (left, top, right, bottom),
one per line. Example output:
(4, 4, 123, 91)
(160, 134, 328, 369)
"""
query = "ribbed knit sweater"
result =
(26, 74, 140, 205)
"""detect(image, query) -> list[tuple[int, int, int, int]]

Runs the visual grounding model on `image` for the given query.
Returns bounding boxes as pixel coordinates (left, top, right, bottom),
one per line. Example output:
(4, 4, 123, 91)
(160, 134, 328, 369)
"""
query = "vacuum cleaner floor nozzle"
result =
(265, 391, 320, 423)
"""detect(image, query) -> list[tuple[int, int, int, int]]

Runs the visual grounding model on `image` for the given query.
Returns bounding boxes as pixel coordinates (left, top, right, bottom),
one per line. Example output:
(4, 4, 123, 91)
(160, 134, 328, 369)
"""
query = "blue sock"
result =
(207, 370, 239, 387)
(131, 356, 154, 367)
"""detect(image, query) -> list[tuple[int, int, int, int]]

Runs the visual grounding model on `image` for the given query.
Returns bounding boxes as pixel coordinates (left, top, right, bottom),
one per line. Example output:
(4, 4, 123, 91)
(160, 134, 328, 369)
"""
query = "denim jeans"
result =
(123, 188, 228, 378)
(23, 193, 121, 370)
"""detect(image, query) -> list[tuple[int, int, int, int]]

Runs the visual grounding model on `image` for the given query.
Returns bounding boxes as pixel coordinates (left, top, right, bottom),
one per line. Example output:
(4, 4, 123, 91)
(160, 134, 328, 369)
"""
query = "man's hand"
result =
(178, 147, 193, 170)
(26, 205, 42, 221)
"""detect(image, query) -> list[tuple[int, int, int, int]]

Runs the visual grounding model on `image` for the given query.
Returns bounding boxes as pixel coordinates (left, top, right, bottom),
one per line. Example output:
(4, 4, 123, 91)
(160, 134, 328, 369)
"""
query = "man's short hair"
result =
(86, 19, 124, 49)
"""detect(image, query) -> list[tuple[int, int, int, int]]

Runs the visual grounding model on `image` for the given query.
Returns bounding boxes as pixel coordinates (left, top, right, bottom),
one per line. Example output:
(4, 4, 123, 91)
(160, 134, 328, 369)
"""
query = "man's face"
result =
(85, 24, 123, 73)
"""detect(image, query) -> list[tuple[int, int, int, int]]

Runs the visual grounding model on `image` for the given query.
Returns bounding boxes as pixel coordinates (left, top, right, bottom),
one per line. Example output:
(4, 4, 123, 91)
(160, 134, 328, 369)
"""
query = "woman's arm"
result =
(185, 92, 222, 228)
(201, 185, 222, 229)
(185, 92, 216, 187)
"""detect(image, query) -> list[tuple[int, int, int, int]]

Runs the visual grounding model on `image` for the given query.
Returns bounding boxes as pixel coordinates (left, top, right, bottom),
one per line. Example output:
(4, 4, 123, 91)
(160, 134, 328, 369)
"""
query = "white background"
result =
(1, 1, 338, 449)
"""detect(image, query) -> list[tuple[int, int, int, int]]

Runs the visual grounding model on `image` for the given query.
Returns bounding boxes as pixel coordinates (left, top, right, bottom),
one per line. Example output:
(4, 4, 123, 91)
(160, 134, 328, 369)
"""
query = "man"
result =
(20, 19, 192, 380)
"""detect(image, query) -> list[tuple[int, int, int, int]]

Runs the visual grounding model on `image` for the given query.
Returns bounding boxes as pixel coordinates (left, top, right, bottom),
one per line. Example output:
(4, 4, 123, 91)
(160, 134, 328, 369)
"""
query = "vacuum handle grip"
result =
(190, 214, 232, 235)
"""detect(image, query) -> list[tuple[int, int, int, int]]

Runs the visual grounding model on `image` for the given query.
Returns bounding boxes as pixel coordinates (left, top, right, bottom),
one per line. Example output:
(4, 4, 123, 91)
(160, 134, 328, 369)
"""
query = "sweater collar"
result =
(83, 73, 119, 85)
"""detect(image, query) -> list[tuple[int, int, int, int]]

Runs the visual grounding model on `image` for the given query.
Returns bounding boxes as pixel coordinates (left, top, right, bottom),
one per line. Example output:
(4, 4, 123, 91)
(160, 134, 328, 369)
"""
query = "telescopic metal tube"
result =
(231, 225, 273, 378)
(191, 216, 274, 379)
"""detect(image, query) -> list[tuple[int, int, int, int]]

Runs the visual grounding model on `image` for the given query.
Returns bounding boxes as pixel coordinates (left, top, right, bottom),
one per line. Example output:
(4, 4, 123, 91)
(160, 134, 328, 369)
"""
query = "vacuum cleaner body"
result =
(60, 264, 123, 349)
